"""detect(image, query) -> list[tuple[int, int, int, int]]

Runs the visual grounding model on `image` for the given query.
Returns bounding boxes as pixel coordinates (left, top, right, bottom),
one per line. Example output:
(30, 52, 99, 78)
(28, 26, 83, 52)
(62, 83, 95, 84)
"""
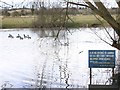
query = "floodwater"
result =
(0, 28, 117, 89)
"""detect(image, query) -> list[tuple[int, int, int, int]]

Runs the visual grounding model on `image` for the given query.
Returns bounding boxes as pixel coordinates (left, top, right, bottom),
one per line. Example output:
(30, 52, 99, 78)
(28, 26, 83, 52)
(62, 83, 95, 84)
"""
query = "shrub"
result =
(11, 11, 20, 17)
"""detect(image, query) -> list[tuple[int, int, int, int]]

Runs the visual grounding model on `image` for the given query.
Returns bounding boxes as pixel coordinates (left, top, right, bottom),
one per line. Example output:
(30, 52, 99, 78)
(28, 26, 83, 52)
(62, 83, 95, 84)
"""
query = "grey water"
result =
(0, 28, 117, 89)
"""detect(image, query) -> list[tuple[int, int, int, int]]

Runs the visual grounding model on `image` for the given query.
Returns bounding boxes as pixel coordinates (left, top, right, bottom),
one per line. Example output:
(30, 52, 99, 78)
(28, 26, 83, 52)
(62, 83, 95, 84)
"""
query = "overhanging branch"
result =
(68, 0, 120, 38)
(66, 1, 89, 8)
(116, 0, 120, 8)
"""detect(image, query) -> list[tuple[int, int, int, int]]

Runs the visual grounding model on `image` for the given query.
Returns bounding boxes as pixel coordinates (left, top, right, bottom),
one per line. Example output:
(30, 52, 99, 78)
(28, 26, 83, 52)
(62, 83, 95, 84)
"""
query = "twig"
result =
(55, 2, 69, 40)
(66, 1, 89, 8)
(93, 14, 115, 41)
(93, 31, 112, 46)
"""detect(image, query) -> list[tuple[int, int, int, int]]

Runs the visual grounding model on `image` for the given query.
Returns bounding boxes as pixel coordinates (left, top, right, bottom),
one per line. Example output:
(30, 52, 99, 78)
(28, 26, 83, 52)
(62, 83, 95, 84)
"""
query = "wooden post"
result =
(90, 68, 92, 85)
(112, 68, 115, 84)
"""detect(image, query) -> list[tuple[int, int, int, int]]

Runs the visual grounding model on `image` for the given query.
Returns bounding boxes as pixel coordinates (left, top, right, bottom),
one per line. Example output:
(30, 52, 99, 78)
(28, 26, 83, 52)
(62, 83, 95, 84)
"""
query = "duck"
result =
(23, 34, 27, 38)
(19, 36, 23, 40)
(27, 35, 31, 39)
(16, 34, 21, 38)
(8, 34, 14, 38)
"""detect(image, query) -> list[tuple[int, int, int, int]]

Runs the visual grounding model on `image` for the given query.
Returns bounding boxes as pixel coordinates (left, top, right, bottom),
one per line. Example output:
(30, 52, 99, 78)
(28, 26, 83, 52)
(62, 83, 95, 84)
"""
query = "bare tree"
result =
(65, 0, 120, 87)
(84, 0, 120, 49)
(66, 0, 120, 49)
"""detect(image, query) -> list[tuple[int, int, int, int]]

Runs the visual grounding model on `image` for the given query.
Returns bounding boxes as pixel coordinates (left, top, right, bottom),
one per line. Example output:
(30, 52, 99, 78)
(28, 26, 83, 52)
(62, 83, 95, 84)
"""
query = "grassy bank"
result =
(1, 15, 109, 29)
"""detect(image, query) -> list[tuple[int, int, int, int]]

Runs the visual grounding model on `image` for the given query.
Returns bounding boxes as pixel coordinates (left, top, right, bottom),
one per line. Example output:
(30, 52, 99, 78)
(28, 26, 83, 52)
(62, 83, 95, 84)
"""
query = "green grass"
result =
(70, 15, 108, 27)
(1, 16, 36, 28)
(1, 15, 109, 28)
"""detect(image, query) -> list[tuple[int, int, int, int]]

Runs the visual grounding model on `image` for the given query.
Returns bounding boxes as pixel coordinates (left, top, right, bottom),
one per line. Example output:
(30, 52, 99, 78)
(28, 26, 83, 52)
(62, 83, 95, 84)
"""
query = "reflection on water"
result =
(0, 28, 116, 89)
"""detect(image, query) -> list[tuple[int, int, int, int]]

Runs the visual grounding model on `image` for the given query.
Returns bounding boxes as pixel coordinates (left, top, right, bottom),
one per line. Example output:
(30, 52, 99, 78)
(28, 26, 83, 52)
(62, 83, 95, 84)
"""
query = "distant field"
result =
(0, 15, 110, 28)
(1, 16, 36, 28)
(69, 15, 109, 27)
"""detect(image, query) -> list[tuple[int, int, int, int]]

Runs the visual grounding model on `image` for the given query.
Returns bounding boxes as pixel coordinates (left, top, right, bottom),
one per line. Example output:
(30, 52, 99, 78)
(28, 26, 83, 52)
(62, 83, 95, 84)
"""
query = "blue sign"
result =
(89, 50, 115, 68)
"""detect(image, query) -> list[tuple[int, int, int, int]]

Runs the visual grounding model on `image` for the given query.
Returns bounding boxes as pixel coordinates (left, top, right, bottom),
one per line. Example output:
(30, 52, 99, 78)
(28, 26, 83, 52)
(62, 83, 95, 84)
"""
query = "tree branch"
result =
(67, 1, 89, 8)
(116, 0, 120, 8)
(93, 31, 112, 46)
(93, 0, 118, 27)
(84, 0, 120, 37)
(93, 14, 115, 41)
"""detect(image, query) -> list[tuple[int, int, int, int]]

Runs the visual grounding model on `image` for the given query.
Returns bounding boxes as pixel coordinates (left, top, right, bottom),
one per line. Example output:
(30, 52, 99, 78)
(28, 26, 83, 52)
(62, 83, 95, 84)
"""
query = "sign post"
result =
(88, 50, 116, 85)
(89, 50, 115, 68)
(90, 68, 92, 85)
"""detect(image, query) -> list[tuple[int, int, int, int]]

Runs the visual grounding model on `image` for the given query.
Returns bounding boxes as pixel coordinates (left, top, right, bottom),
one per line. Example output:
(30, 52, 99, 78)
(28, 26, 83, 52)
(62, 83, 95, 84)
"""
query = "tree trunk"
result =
(84, 0, 120, 50)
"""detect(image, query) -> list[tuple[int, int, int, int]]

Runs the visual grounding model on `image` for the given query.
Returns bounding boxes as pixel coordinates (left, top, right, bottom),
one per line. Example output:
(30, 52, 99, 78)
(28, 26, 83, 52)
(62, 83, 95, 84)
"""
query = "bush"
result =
(11, 11, 20, 17)
(2, 11, 10, 16)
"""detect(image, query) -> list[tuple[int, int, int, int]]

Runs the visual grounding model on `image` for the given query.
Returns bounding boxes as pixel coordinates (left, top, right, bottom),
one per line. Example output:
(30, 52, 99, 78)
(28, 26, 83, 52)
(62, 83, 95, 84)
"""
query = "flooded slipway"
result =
(0, 28, 117, 89)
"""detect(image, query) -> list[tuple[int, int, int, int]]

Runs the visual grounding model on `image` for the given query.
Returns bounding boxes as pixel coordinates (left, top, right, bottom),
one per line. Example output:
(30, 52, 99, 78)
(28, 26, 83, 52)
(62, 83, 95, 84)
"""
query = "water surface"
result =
(0, 28, 116, 89)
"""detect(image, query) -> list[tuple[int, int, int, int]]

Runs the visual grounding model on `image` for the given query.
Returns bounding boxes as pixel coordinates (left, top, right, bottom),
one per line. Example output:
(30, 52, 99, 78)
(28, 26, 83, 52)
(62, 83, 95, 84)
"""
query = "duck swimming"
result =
(19, 36, 23, 40)
(27, 35, 31, 39)
(8, 34, 14, 38)
(23, 34, 27, 38)
(16, 34, 21, 38)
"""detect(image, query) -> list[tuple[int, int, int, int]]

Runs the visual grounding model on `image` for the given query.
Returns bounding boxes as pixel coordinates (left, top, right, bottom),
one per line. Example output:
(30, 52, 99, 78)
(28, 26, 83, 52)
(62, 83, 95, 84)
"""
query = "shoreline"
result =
(1, 15, 110, 29)
(0, 26, 112, 32)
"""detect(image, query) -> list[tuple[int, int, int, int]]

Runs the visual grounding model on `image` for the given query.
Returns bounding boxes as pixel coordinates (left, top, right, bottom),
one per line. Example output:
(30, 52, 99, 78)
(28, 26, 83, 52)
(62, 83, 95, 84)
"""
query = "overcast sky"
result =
(0, 0, 118, 8)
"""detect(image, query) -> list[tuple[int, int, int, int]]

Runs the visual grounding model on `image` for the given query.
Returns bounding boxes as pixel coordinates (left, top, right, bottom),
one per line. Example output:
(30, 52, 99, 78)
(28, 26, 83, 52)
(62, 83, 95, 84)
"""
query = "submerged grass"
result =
(1, 15, 109, 29)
